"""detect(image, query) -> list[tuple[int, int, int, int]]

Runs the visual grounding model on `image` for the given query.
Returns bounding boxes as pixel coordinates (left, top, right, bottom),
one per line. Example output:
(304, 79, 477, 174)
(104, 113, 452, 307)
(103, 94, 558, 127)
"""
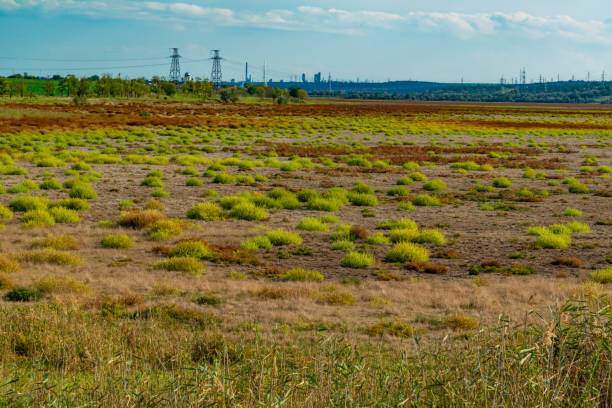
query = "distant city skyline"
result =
(1, 1, 612, 83)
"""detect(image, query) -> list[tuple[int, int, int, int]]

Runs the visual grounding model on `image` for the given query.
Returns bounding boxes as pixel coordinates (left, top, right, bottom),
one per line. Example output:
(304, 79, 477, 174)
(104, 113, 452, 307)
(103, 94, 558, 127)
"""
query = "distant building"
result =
(184, 72, 192, 82)
(301, 73, 307, 83)
(314, 72, 321, 83)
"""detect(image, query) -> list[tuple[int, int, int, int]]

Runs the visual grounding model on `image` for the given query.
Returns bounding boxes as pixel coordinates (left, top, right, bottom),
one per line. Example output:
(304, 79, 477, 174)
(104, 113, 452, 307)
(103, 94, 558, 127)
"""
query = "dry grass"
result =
(117, 209, 165, 229)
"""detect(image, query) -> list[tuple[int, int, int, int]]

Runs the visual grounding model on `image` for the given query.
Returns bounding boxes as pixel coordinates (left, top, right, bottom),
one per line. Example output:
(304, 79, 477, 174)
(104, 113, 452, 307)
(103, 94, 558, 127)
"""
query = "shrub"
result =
(423, 179, 447, 191)
(118, 200, 135, 208)
(319, 214, 339, 223)
(330, 224, 352, 242)
(71, 162, 92, 171)
(297, 189, 321, 202)
(568, 183, 589, 194)
(414, 229, 446, 244)
(0, 205, 14, 219)
(152, 257, 204, 275)
(365, 321, 414, 338)
(181, 167, 199, 176)
(352, 181, 374, 194)
(445, 314, 480, 330)
(405, 261, 448, 274)
(590, 267, 612, 284)
(266, 230, 302, 246)
(366, 233, 390, 245)
(341, 252, 375, 268)
(403, 161, 420, 170)
(186, 177, 203, 187)
(9, 196, 48, 212)
(562, 207, 582, 217)
(548, 224, 572, 235)
(385, 242, 429, 263)
(332, 240, 355, 250)
(241, 235, 272, 250)
(151, 188, 170, 197)
(297, 217, 329, 232)
(315, 285, 356, 305)
(30, 234, 78, 250)
(49, 207, 80, 223)
(413, 194, 441, 206)
(20, 249, 82, 266)
(307, 198, 344, 212)
(387, 186, 409, 196)
(348, 193, 378, 207)
(389, 228, 420, 243)
(101, 233, 135, 249)
(526, 226, 549, 236)
(378, 218, 418, 230)
(0, 273, 14, 289)
(4, 287, 42, 302)
(195, 294, 223, 305)
(397, 201, 416, 211)
(229, 202, 268, 221)
(50, 198, 89, 211)
(493, 177, 512, 188)
(396, 176, 414, 186)
(409, 172, 428, 182)
(40, 178, 63, 190)
(118, 209, 165, 229)
(566, 221, 590, 233)
(187, 202, 224, 221)
(144, 199, 166, 211)
(213, 173, 236, 184)
(552, 257, 582, 268)
(169, 240, 215, 260)
(0, 255, 20, 273)
(279, 268, 324, 281)
(34, 275, 89, 294)
(69, 183, 97, 199)
(22, 209, 55, 227)
(141, 176, 164, 187)
(536, 234, 571, 249)
(148, 219, 186, 241)
(506, 264, 536, 275)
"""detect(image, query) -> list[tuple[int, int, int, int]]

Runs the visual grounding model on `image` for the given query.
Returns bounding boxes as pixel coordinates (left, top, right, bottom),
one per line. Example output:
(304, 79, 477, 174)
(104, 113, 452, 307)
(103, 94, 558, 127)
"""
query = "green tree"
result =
(43, 81, 56, 96)
(0, 78, 8, 96)
(58, 75, 78, 96)
(219, 87, 241, 103)
(10, 80, 26, 97)
(77, 77, 90, 97)
(161, 81, 176, 96)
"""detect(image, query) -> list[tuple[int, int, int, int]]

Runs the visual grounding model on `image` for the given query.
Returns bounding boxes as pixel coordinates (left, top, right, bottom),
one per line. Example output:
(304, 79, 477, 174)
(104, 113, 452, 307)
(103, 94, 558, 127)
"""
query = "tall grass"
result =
(0, 300, 608, 406)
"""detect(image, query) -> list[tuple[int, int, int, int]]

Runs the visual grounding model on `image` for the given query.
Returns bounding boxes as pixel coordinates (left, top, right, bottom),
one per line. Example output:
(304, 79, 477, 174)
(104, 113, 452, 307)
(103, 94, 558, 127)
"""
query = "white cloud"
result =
(2, 1, 612, 45)
(0, 0, 20, 11)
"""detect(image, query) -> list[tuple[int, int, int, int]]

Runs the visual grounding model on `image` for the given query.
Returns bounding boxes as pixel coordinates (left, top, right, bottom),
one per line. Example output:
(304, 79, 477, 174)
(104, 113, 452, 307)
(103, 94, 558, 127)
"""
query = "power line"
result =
(0, 56, 167, 62)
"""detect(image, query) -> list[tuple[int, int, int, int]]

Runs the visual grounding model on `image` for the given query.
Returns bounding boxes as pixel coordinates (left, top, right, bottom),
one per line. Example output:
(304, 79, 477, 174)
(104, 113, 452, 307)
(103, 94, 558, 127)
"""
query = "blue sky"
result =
(1, 1, 612, 83)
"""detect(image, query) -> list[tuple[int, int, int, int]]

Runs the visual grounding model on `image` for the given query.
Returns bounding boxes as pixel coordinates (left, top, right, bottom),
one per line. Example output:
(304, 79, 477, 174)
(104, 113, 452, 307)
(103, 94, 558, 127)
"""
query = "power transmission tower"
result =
(602, 70, 606, 83)
(263, 61, 266, 85)
(169, 48, 181, 82)
(210, 50, 222, 87)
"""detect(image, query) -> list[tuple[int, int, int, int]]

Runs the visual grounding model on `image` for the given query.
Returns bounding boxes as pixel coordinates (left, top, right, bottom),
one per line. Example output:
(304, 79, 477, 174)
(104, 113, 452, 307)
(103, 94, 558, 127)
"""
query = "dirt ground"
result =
(0, 98, 610, 341)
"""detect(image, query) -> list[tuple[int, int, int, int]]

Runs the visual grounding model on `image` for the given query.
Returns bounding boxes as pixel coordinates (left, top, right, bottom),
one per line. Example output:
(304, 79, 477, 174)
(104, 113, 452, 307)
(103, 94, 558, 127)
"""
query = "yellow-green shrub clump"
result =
(101, 233, 135, 249)
(385, 242, 429, 263)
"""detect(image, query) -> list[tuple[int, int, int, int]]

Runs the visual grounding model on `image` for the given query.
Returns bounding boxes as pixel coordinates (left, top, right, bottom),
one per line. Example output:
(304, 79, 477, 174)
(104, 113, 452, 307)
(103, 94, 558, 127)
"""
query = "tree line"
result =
(0, 75, 308, 103)
(311, 82, 612, 104)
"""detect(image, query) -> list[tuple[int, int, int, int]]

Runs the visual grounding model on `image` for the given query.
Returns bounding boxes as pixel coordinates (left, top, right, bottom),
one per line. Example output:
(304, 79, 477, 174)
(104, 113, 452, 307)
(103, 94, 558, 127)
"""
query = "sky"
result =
(1, 1, 612, 83)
